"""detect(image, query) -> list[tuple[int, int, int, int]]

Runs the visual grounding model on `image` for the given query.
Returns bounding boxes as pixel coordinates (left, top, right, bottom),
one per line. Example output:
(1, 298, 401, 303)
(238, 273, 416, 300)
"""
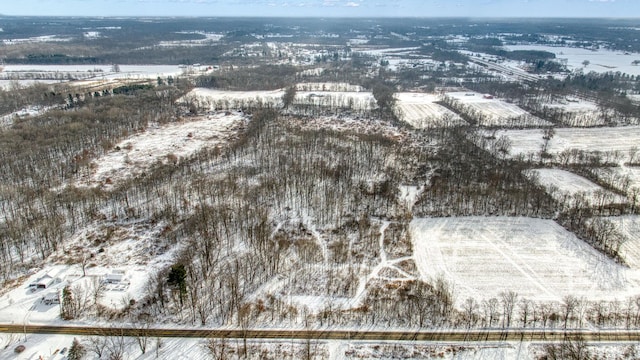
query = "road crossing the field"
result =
(1, 325, 640, 343)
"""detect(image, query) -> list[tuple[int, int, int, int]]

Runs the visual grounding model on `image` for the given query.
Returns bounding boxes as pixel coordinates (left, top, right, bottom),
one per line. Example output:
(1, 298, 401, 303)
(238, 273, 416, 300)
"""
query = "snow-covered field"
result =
(157, 31, 224, 47)
(504, 45, 640, 76)
(0, 79, 62, 90)
(487, 126, 640, 163)
(76, 112, 247, 188)
(395, 92, 466, 128)
(296, 90, 376, 110)
(543, 99, 607, 127)
(1, 64, 187, 82)
(0, 105, 54, 128)
(446, 92, 551, 127)
(186, 87, 377, 111)
(411, 217, 639, 305)
(296, 82, 364, 92)
(525, 168, 626, 207)
(2, 35, 72, 44)
(185, 88, 285, 109)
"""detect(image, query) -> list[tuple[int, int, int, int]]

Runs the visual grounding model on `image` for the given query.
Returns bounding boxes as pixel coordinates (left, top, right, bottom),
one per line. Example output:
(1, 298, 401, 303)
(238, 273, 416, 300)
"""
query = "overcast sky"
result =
(1, 0, 638, 18)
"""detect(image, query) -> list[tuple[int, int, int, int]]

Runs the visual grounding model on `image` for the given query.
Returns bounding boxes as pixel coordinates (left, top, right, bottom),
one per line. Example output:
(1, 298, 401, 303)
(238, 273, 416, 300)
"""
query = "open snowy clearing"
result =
(296, 82, 364, 92)
(526, 168, 627, 207)
(185, 88, 285, 109)
(411, 217, 640, 306)
(0, 79, 62, 90)
(542, 99, 608, 127)
(157, 31, 224, 47)
(186, 87, 377, 111)
(0, 105, 54, 128)
(504, 45, 640, 76)
(2, 35, 72, 44)
(445, 92, 551, 127)
(487, 126, 640, 163)
(1, 64, 187, 82)
(76, 112, 247, 188)
(395, 92, 466, 128)
(296, 90, 376, 110)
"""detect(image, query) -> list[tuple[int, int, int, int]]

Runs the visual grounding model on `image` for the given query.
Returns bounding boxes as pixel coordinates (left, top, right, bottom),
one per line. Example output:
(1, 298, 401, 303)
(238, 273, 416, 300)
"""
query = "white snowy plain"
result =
(525, 168, 627, 207)
(395, 92, 466, 128)
(411, 217, 640, 306)
(185, 87, 377, 111)
(504, 45, 640, 76)
(487, 126, 640, 163)
(446, 92, 551, 127)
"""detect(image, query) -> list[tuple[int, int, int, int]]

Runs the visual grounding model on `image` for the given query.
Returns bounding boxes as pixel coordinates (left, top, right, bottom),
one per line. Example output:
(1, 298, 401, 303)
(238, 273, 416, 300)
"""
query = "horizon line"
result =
(1, 14, 640, 20)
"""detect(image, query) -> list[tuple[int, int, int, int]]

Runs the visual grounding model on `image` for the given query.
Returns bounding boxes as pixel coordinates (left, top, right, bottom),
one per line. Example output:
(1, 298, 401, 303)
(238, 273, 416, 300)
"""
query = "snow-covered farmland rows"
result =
(525, 168, 626, 207)
(411, 217, 639, 306)
(76, 112, 247, 188)
(395, 92, 466, 128)
(445, 92, 551, 127)
(487, 126, 640, 163)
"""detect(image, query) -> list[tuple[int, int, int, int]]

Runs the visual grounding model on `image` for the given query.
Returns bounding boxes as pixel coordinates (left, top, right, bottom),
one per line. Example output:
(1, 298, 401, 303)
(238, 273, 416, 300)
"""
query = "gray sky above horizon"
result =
(2, 0, 638, 18)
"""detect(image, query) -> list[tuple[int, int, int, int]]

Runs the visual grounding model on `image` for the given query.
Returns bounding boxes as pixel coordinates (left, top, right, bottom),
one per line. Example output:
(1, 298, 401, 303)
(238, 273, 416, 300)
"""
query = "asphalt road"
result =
(1, 325, 640, 342)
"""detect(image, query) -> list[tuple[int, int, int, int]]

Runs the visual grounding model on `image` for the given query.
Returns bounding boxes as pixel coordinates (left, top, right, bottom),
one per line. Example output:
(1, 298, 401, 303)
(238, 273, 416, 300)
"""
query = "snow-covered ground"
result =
(76, 112, 247, 188)
(0, 333, 542, 360)
(355, 46, 421, 58)
(0, 79, 62, 90)
(185, 88, 285, 109)
(399, 185, 424, 212)
(0, 105, 54, 128)
(296, 90, 376, 110)
(487, 126, 640, 163)
(608, 216, 640, 269)
(594, 166, 640, 199)
(185, 87, 377, 111)
(411, 217, 639, 306)
(2, 35, 72, 44)
(2, 333, 635, 360)
(525, 168, 626, 207)
(1, 64, 187, 82)
(157, 31, 224, 47)
(446, 92, 551, 127)
(504, 45, 640, 76)
(0, 334, 206, 360)
(395, 92, 466, 128)
(543, 98, 607, 127)
(296, 82, 364, 92)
